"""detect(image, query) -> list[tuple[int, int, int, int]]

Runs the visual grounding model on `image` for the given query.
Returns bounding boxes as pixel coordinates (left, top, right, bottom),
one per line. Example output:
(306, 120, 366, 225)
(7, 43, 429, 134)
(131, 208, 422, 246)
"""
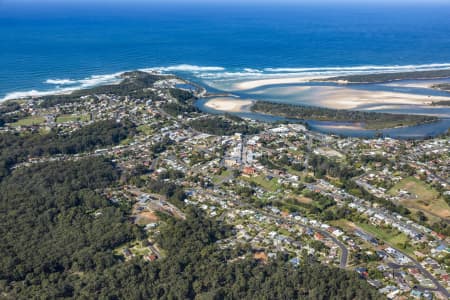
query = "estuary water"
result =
(2, 1, 450, 138)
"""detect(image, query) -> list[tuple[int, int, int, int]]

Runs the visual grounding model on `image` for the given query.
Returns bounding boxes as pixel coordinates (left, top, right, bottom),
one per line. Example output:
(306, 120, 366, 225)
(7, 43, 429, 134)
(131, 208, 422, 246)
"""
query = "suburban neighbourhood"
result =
(1, 72, 449, 299)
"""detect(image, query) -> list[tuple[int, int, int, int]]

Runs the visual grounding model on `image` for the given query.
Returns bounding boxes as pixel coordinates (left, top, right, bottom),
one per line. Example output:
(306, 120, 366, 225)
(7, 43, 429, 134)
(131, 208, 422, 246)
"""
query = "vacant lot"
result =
(356, 222, 415, 257)
(134, 210, 159, 225)
(389, 177, 450, 220)
(295, 195, 313, 205)
(56, 114, 89, 123)
(10, 116, 45, 126)
(242, 175, 280, 192)
(331, 219, 416, 257)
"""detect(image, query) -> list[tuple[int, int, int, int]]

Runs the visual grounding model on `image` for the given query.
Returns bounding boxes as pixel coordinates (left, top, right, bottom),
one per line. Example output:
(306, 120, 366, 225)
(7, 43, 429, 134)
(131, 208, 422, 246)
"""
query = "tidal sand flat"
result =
(310, 87, 450, 111)
(243, 85, 450, 117)
(382, 78, 450, 89)
(203, 97, 253, 112)
(232, 76, 326, 91)
(250, 86, 313, 96)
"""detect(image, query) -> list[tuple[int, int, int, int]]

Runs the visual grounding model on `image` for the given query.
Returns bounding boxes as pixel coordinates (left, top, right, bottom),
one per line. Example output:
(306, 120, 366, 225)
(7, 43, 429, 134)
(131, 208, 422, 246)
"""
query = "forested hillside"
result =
(0, 158, 140, 297)
(0, 114, 382, 299)
(0, 119, 135, 178)
(252, 101, 437, 129)
(0, 158, 381, 299)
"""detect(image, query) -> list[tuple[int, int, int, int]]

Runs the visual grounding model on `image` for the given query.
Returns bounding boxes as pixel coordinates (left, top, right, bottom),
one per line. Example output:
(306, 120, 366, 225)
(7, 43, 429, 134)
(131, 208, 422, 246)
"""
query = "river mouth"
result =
(188, 72, 450, 139)
(195, 97, 450, 139)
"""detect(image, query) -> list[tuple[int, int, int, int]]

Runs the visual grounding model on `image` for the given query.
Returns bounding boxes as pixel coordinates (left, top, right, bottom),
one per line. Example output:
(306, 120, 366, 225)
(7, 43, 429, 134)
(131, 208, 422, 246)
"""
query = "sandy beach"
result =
(250, 86, 312, 95)
(382, 82, 435, 89)
(311, 87, 450, 109)
(247, 85, 450, 111)
(203, 97, 253, 112)
(232, 76, 327, 90)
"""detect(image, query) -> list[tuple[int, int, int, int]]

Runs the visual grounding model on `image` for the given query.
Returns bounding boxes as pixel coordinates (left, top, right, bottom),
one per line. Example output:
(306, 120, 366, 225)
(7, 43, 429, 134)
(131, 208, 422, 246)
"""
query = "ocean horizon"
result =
(1, 2, 450, 101)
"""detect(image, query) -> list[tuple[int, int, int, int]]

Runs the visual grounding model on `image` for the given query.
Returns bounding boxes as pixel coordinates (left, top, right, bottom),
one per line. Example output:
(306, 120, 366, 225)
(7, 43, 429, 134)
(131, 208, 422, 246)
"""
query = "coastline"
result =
(2, 68, 449, 139)
(319, 70, 450, 85)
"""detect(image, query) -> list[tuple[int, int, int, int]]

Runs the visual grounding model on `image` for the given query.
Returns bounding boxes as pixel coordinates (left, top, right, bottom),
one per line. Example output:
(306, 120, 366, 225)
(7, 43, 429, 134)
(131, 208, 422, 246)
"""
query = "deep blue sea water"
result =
(1, 2, 450, 100)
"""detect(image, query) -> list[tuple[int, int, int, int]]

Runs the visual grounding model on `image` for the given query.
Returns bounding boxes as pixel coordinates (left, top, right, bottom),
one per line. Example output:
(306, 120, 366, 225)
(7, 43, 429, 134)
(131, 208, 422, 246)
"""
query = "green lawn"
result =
(329, 219, 355, 232)
(56, 114, 89, 123)
(137, 124, 154, 135)
(388, 176, 450, 220)
(213, 169, 232, 184)
(357, 222, 416, 257)
(242, 175, 280, 192)
(10, 116, 45, 127)
(113, 240, 151, 257)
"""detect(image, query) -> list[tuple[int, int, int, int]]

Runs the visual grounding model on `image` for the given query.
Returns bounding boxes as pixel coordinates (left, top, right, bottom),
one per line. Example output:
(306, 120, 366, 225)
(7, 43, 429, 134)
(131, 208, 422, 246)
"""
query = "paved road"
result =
(355, 226, 449, 297)
(148, 243, 161, 258)
(242, 204, 349, 268)
(230, 163, 350, 267)
(407, 161, 449, 185)
(149, 156, 160, 172)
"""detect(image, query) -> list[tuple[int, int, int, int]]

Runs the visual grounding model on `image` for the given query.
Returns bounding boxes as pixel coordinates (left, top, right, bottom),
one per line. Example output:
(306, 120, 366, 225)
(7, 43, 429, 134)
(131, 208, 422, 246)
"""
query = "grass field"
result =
(329, 219, 355, 232)
(388, 176, 450, 220)
(213, 169, 232, 184)
(330, 219, 416, 257)
(357, 222, 416, 257)
(56, 114, 89, 123)
(242, 175, 280, 192)
(137, 124, 154, 135)
(10, 116, 45, 127)
(113, 240, 151, 258)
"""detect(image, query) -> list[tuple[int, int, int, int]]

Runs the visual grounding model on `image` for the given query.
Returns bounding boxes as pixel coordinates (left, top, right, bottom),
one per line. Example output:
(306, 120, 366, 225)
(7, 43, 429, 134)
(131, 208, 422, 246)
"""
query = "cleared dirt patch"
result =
(295, 196, 313, 205)
(389, 177, 450, 220)
(135, 211, 159, 225)
(254, 251, 268, 263)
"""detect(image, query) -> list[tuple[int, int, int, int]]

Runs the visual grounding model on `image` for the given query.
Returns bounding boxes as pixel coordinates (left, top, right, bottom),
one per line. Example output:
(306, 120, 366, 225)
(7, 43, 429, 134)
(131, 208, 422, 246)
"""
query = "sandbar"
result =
(203, 97, 253, 112)
(312, 87, 450, 109)
(232, 76, 327, 90)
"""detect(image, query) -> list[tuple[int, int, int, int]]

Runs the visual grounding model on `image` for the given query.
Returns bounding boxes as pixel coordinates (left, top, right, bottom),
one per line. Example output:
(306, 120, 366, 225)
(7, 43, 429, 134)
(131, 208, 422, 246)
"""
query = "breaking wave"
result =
(45, 79, 78, 85)
(144, 64, 225, 72)
(3, 63, 450, 101)
(2, 72, 124, 101)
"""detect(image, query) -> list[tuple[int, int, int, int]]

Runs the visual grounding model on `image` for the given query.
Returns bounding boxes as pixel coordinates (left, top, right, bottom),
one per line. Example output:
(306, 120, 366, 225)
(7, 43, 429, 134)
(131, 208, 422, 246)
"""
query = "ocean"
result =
(1, 2, 450, 101)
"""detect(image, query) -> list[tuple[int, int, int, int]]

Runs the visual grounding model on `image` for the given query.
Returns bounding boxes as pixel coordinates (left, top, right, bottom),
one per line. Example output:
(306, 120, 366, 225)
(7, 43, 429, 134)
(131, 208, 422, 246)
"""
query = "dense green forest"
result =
(189, 116, 260, 135)
(130, 170, 187, 209)
(0, 178, 382, 300)
(252, 101, 437, 129)
(162, 102, 199, 116)
(0, 101, 28, 126)
(0, 81, 382, 298)
(73, 209, 381, 299)
(309, 154, 361, 179)
(168, 88, 196, 103)
(0, 158, 140, 297)
(161, 88, 199, 116)
(321, 69, 450, 83)
(0, 155, 381, 299)
(0, 119, 135, 178)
